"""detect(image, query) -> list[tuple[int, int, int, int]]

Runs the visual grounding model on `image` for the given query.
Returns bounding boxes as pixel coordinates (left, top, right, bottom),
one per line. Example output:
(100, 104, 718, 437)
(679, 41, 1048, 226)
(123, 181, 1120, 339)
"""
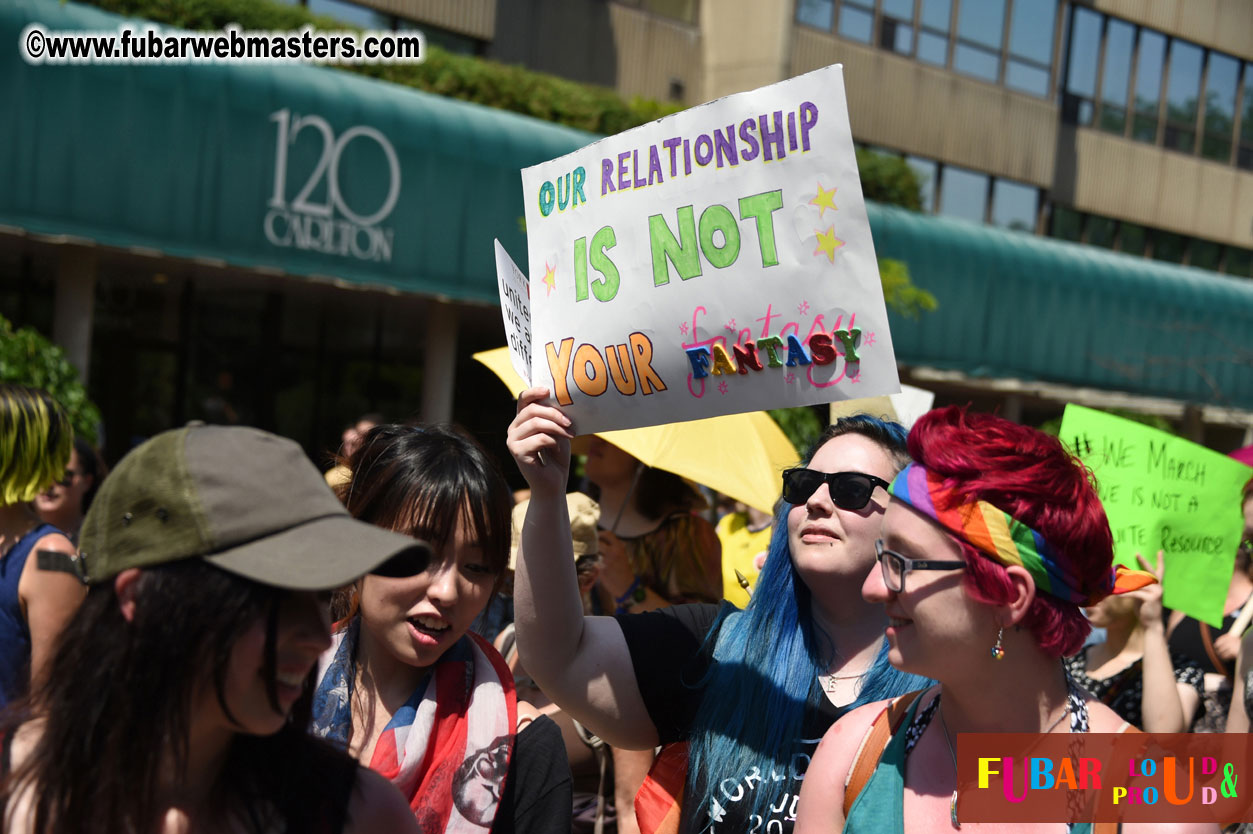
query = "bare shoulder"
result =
(810, 700, 895, 790)
(31, 532, 74, 555)
(345, 765, 419, 834)
(1084, 698, 1137, 732)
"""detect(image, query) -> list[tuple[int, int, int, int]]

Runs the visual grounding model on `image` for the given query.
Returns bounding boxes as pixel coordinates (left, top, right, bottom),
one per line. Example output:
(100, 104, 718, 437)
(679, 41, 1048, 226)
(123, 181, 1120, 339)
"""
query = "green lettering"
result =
(739, 190, 783, 267)
(573, 236, 589, 302)
(589, 226, 620, 302)
(698, 204, 740, 269)
(649, 206, 702, 287)
(757, 335, 785, 367)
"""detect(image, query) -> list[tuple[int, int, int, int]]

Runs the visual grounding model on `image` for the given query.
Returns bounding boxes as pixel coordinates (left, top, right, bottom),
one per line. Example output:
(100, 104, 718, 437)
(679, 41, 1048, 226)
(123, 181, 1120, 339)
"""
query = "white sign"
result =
(495, 240, 532, 385)
(518, 64, 899, 434)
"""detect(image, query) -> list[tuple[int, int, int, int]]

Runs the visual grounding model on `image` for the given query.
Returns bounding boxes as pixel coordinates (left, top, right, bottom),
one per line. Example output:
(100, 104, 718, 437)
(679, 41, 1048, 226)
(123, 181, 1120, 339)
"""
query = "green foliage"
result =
(879, 257, 938, 318)
(768, 406, 824, 458)
(79, 0, 681, 135)
(0, 316, 100, 445)
(856, 148, 923, 212)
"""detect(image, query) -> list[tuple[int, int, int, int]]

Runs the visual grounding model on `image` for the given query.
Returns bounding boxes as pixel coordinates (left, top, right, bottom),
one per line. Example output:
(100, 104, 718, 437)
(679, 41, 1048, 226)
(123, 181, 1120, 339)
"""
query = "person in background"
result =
(580, 434, 723, 834)
(314, 424, 572, 833)
(716, 500, 774, 608)
(793, 407, 1207, 834)
(1064, 550, 1203, 733)
(0, 385, 85, 709)
(508, 388, 926, 834)
(326, 413, 384, 488)
(1, 424, 421, 834)
(34, 435, 105, 543)
(497, 493, 610, 834)
(1222, 477, 1253, 733)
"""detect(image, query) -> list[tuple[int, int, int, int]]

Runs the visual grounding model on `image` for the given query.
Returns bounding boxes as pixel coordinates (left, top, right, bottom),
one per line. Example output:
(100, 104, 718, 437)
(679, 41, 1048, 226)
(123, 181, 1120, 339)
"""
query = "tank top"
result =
(843, 693, 1095, 834)
(0, 523, 59, 707)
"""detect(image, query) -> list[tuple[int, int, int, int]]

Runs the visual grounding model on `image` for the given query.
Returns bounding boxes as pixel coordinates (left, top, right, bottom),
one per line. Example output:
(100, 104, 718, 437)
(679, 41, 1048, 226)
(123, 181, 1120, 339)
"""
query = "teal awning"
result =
(0, 0, 593, 303)
(870, 204, 1253, 410)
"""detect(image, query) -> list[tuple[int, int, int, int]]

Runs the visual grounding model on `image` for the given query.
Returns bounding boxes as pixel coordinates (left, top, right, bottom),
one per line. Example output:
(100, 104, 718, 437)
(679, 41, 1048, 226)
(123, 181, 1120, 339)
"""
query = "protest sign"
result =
(494, 239, 532, 385)
(1059, 404, 1253, 626)
(516, 64, 899, 434)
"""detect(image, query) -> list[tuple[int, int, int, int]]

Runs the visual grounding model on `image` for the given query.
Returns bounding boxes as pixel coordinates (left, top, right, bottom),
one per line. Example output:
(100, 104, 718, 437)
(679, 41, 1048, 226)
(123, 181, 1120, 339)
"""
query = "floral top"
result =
(1063, 646, 1204, 729)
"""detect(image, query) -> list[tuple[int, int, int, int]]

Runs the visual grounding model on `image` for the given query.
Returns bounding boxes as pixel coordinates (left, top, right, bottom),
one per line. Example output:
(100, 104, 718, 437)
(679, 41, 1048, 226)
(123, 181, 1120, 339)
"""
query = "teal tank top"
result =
(842, 694, 1094, 834)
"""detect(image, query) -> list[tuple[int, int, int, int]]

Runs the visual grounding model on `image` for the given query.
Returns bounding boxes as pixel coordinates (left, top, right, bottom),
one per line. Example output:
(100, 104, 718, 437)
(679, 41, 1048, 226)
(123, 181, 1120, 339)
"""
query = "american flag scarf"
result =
(312, 618, 518, 831)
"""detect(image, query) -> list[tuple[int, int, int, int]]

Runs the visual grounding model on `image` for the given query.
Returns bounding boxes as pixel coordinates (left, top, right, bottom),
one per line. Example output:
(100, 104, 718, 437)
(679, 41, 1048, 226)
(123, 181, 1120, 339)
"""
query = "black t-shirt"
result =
(493, 715, 573, 834)
(618, 603, 845, 834)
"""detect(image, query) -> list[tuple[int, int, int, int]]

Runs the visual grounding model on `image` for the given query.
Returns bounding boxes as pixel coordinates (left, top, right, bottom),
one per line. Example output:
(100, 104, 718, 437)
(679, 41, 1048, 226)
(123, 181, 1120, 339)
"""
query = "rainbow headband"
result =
(888, 464, 1156, 606)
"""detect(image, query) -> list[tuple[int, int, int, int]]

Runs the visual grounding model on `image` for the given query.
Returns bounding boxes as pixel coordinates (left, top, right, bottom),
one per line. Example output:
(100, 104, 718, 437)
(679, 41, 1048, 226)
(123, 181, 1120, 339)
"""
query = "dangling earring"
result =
(991, 626, 1006, 660)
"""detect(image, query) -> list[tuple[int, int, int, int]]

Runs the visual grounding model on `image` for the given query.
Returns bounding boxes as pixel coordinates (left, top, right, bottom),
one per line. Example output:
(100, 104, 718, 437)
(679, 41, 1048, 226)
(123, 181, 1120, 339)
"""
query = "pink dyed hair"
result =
(908, 406, 1114, 658)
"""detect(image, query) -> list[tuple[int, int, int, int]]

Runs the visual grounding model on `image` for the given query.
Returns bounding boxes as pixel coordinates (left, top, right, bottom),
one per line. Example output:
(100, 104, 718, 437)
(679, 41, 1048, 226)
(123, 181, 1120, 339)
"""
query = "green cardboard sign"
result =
(1059, 404, 1252, 626)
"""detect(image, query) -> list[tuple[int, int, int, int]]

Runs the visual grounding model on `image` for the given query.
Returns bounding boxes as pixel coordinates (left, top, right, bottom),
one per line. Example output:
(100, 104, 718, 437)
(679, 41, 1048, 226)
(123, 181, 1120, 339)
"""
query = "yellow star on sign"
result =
(813, 226, 845, 263)
(809, 183, 838, 218)
(542, 261, 556, 296)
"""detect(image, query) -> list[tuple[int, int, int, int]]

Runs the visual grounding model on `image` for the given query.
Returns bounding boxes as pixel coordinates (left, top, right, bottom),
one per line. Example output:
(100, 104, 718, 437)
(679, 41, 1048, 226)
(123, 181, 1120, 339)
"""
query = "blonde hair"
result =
(0, 384, 72, 505)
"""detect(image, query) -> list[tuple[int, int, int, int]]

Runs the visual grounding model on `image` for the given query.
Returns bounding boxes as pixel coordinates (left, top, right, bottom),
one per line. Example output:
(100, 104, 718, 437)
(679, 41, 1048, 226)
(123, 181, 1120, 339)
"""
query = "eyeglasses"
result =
(781, 468, 890, 510)
(874, 539, 965, 593)
(1241, 538, 1253, 560)
(370, 542, 433, 578)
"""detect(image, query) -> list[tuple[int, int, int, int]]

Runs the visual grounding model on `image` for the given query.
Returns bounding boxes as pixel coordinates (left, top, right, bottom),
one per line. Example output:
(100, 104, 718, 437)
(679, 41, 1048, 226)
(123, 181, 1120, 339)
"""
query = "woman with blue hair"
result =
(507, 388, 927, 834)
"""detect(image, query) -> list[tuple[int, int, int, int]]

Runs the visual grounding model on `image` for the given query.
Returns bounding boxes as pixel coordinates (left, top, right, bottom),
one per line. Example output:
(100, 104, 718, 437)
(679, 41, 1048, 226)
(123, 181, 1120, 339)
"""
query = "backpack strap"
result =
(842, 689, 925, 819)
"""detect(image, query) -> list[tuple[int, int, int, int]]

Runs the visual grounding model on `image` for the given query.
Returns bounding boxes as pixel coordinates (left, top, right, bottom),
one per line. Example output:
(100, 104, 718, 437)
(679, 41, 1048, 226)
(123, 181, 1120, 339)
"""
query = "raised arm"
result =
(1226, 630, 1253, 733)
(506, 388, 659, 750)
(1135, 551, 1199, 732)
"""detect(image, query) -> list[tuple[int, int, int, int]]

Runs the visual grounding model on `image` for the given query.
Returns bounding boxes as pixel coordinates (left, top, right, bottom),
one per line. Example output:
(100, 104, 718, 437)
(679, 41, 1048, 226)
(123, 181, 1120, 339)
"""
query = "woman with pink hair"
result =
(794, 406, 1213, 834)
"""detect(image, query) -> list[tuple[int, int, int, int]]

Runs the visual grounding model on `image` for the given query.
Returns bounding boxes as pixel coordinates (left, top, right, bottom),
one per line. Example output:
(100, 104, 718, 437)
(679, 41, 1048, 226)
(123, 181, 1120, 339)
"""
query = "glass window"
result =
(796, 0, 833, 30)
(1201, 52, 1239, 162)
(1086, 216, 1118, 248)
(991, 180, 1037, 231)
(308, 0, 391, 28)
(1119, 223, 1148, 256)
(1189, 240, 1222, 272)
(882, 0, 914, 20)
(1241, 63, 1253, 170)
(1063, 7, 1101, 126)
(1132, 30, 1166, 143)
(918, 31, 948, 65)
(957, 0, 1005, 50)
(838, 3, 874, 42)
(1163, 39, 1203, 153)
(1007, 60, 1050, 96)
(938, 166, 989, 224)
(879, 17, 915, 54)
(955, 44, 999, 82)
(1008, 0, 1055, 65)
(1152, 231, 1187, 263)
(1099, 20, 1134, 135)
(906, 156, 938, 213)
(1227, 247, 1253, 277)
(1049, 205, 1082, 242)
(921, 0, 952, 32)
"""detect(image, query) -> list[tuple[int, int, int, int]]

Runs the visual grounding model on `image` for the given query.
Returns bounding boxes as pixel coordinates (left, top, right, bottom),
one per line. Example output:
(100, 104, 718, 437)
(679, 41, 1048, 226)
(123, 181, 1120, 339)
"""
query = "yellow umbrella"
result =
(473, 347, 799, 513)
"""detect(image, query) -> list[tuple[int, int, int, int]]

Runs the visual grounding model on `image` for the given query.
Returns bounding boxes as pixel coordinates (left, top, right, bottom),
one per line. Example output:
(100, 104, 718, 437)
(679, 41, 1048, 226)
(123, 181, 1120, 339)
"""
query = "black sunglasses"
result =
(781, 468, 890, 510)
(370, 542, 433, 578)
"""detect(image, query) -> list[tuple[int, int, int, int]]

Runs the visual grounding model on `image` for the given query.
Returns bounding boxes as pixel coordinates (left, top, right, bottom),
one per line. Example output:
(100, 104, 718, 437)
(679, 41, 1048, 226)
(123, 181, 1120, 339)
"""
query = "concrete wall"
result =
(1094, 0, 1253, 60)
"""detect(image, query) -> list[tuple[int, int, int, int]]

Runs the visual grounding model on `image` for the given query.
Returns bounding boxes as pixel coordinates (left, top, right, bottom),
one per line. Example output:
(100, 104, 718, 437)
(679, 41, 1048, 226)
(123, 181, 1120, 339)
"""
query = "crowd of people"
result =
(1, 379, 1250, 833)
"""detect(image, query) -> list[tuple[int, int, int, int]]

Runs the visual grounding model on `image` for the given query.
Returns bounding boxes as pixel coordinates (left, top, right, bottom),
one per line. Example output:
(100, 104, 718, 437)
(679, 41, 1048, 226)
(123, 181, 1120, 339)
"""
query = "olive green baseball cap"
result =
(77, 425, 424, 590)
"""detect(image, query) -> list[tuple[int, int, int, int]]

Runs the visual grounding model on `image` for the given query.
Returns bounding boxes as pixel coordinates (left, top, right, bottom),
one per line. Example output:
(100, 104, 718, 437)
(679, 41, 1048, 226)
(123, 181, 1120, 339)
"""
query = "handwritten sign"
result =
(516, 64, 899, 434)
(1060, 404, 1252, 626)
(494, 239, 532, 385)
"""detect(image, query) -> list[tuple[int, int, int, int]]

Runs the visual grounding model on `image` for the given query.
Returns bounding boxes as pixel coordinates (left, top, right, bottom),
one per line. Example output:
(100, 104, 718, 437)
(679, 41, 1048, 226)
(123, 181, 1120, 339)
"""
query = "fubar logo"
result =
(263, 108, 400, 263)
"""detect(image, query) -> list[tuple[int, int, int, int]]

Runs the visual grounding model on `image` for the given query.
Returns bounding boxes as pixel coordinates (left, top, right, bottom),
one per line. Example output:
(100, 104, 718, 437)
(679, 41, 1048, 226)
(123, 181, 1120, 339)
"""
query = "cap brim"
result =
(203, 514, 423, 591)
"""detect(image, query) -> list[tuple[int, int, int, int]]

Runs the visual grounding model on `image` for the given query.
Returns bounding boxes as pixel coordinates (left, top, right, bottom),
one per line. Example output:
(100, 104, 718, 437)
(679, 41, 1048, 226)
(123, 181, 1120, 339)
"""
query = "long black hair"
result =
(1, 560, 357, 834)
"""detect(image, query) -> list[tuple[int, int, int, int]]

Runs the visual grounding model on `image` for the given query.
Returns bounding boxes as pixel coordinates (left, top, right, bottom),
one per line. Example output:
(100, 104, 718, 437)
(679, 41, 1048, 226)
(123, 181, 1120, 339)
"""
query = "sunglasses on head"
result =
(370, 541, 434, 578)
(781, 468, 890, 510)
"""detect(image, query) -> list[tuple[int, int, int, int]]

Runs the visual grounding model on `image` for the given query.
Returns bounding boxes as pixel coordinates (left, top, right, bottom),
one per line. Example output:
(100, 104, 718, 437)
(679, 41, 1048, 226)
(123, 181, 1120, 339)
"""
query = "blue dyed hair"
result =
(684, 414, 930, 828)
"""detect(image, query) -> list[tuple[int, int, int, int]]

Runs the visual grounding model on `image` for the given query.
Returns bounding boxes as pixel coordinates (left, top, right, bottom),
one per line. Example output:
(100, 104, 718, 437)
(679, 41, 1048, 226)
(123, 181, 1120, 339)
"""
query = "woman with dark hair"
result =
(34, 435, 105, 542)
(1, 424, 420, 834)
(312, 424, 572, 834)
(793, 407, 1210, 834)
(0, 385, 84, 709)
(507, 388, 926, 834)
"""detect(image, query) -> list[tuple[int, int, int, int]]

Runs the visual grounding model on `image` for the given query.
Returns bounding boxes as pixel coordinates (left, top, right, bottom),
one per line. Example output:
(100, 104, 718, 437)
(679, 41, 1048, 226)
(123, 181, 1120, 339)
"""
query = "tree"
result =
(0, 315, 100, 445)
